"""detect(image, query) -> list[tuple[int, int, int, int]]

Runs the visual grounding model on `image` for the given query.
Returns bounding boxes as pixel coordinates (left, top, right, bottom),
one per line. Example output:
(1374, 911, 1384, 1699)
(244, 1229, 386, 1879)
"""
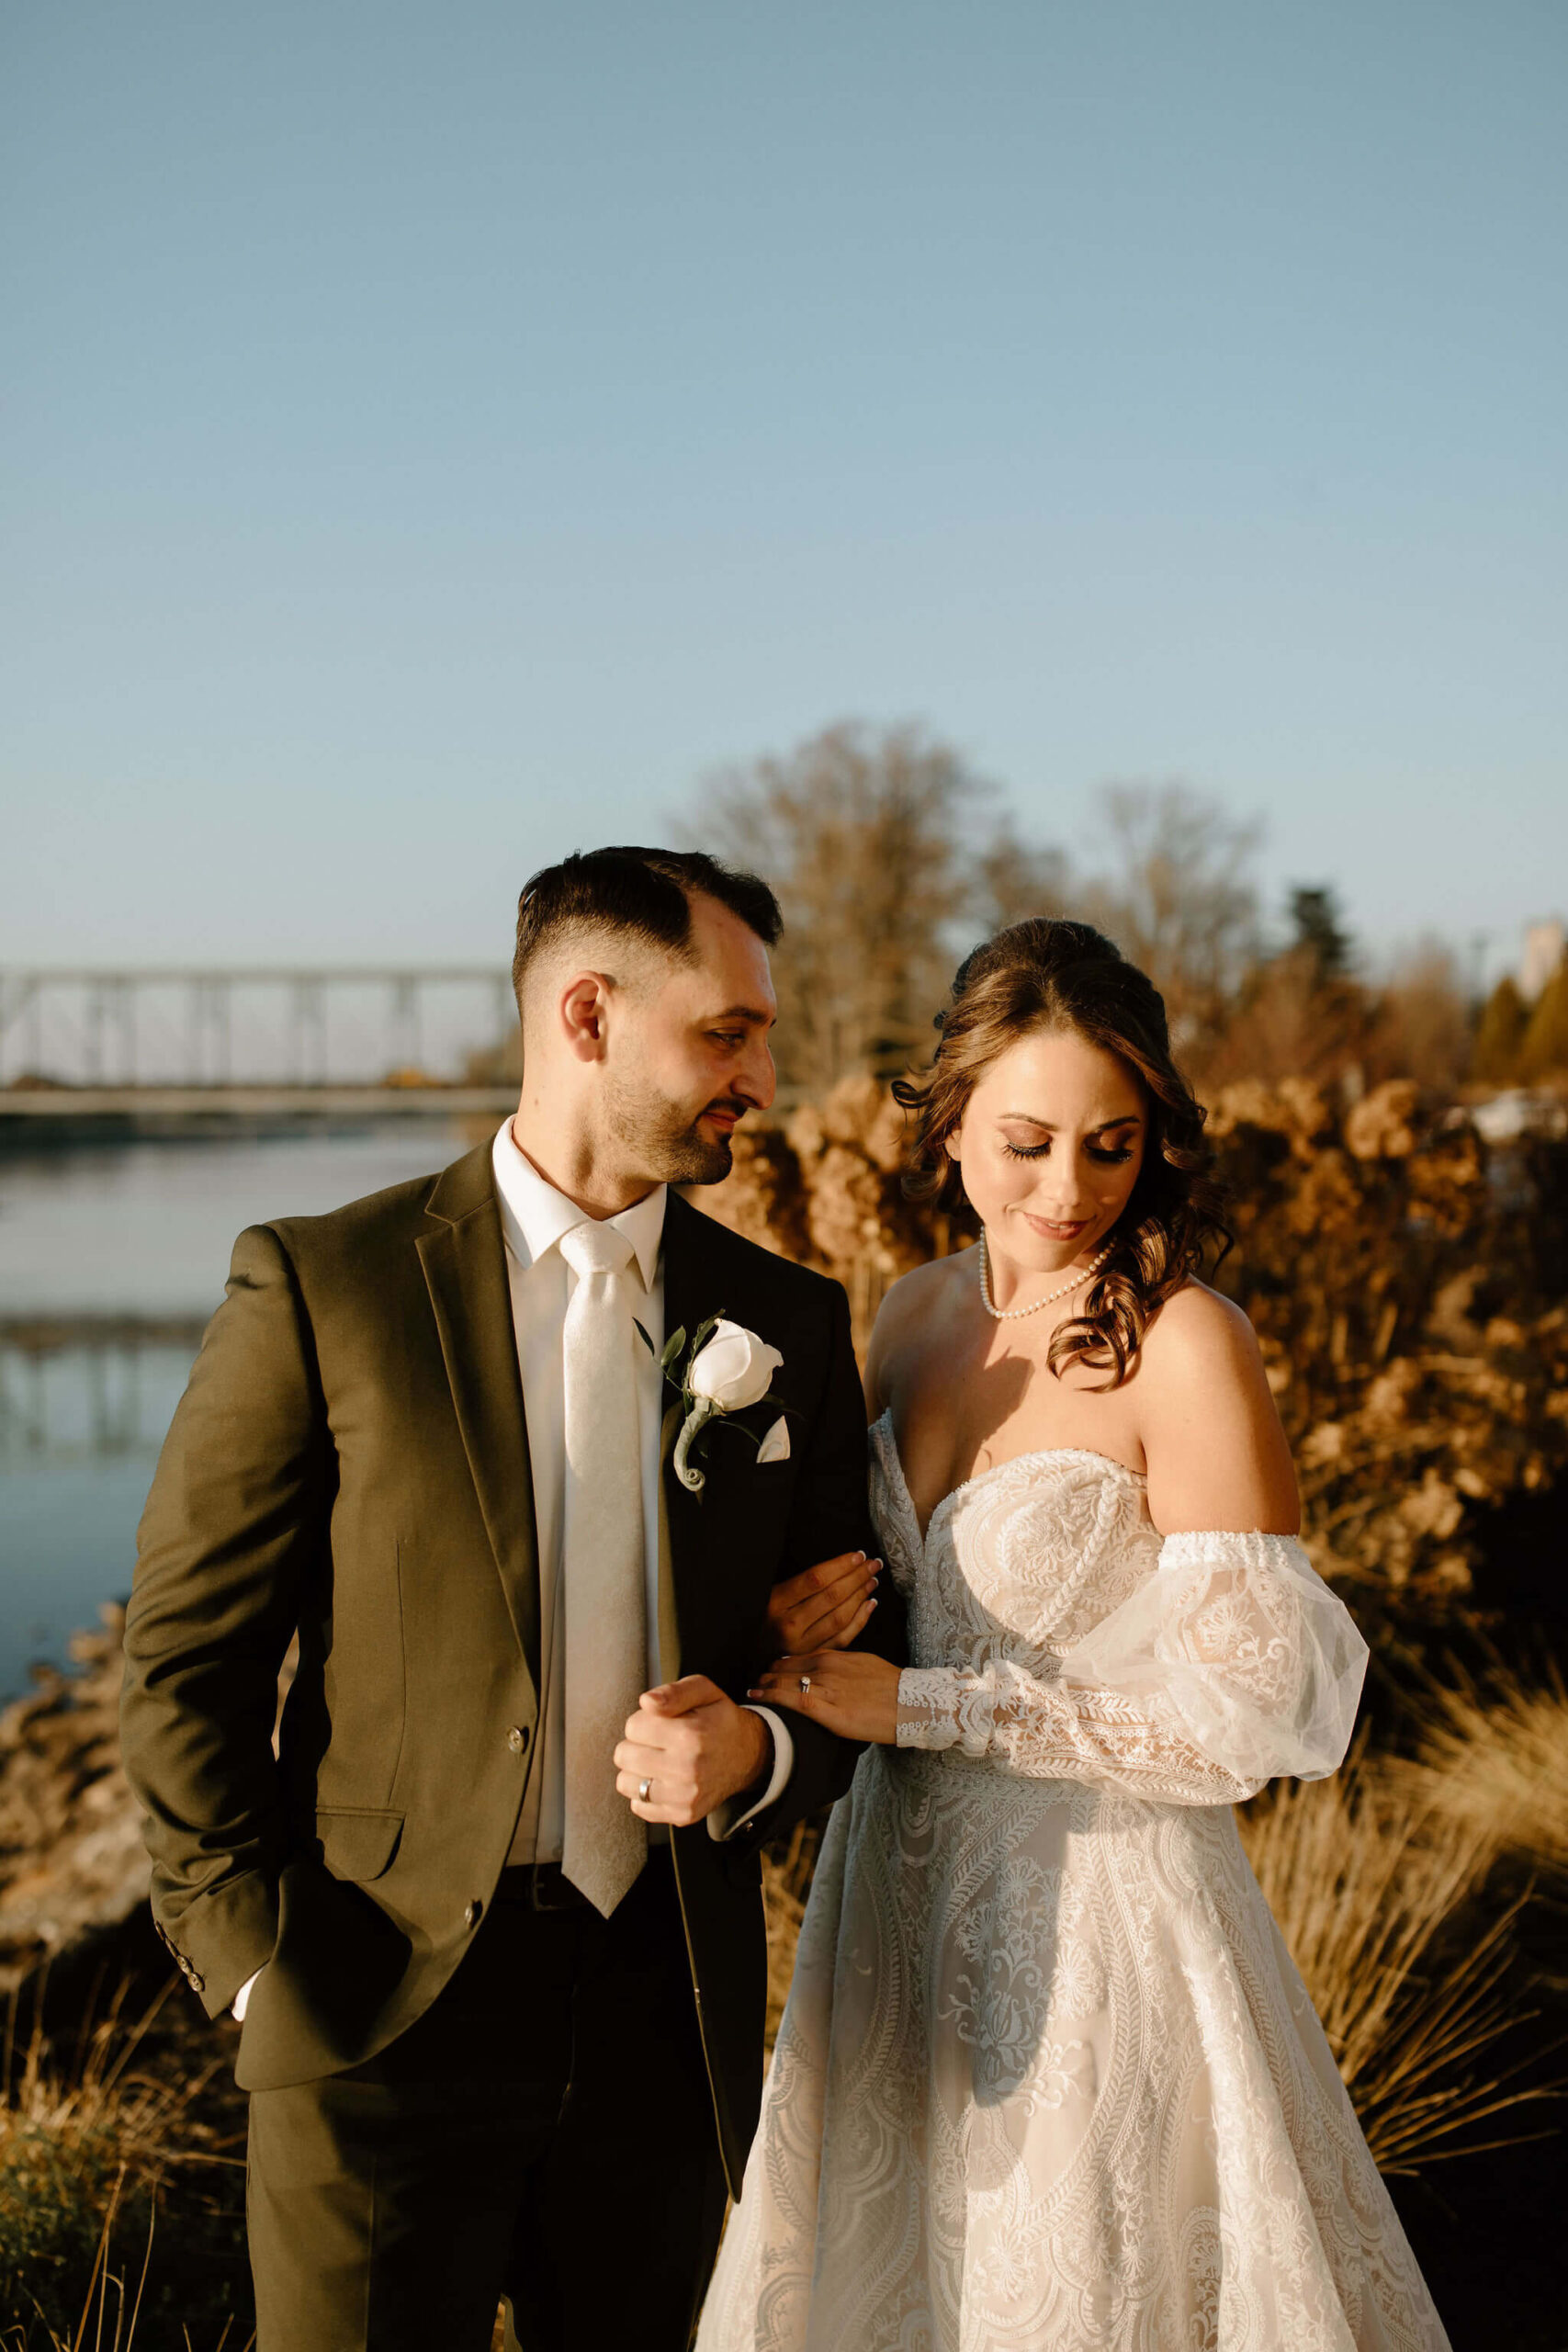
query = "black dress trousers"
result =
(245, 1852, 730, 2352)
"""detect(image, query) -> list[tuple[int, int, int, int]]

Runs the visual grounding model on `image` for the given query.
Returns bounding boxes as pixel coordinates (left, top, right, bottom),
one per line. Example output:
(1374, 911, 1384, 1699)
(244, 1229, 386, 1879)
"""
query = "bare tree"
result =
(1368, 942, 1472, 1091)
(1205, 880, 1369, 1090)
(693, 722, 1005, 1092)
(1079, 783, 1262, 1060)
(687, 736, 1266, 1093)
(1204, 948, 1368, 1092)
(974, 821, 1076, 935)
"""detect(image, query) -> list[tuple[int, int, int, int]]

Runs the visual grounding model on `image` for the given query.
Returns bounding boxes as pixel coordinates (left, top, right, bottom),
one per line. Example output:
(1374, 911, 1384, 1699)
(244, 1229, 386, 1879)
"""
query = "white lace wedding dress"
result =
(697, 1411, 1450, 2352)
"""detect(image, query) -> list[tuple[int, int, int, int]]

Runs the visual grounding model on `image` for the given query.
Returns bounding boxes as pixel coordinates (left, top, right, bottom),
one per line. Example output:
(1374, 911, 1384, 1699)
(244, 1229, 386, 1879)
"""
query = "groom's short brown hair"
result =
(512, 846, 783, 1007)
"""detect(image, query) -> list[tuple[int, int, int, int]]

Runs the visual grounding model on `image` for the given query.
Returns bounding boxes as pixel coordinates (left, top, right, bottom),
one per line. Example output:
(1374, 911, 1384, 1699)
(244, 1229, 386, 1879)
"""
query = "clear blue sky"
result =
(3, 0, 1563, 978)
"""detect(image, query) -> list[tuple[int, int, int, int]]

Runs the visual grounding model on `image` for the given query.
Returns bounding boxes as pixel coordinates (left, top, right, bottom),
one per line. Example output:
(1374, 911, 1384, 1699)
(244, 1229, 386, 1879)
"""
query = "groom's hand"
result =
(614, 1677, 772, 1826)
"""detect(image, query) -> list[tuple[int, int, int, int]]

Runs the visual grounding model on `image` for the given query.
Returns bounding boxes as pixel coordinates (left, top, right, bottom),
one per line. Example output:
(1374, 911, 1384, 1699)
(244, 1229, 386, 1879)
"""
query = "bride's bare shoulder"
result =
(864, 1249, 976, 1417)
(886, 1247, 974, 1315)
(1138, 1281, 1298, 1531)
(1141, 1279, 1263, 1379)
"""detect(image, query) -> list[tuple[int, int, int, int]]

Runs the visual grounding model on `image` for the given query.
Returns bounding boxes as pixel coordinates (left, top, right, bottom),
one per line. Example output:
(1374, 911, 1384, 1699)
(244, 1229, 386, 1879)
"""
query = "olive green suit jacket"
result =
(119, 1142, 900, 2196)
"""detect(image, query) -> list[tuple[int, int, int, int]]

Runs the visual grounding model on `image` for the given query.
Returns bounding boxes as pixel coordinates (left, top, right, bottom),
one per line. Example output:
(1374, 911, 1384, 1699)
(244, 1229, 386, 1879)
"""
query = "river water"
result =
(0, 1119, 480, 1699)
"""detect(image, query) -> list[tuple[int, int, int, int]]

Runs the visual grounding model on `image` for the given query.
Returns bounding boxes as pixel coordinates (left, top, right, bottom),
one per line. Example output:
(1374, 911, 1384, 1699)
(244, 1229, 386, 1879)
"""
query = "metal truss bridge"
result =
(0, 966, 519, 1113)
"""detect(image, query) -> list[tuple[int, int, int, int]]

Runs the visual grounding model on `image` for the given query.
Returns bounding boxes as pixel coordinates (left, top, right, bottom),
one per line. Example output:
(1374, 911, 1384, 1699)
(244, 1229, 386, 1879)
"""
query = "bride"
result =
(698, 920, 1449, 2352)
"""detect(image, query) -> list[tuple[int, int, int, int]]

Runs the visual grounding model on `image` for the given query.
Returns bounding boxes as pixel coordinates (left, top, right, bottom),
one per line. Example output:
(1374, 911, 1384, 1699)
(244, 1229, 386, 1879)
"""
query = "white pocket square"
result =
(756, 1414, 791, 1464)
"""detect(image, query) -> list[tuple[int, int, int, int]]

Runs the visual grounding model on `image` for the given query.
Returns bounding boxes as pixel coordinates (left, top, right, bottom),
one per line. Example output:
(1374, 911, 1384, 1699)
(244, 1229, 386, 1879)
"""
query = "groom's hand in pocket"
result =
(614, 1677, 773, 1825)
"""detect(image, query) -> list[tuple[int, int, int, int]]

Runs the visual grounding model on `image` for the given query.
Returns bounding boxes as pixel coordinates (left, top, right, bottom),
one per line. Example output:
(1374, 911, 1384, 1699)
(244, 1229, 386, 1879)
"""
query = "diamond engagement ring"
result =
(637, 1778, 653, 1803)
(798, 1675, 812, 1696)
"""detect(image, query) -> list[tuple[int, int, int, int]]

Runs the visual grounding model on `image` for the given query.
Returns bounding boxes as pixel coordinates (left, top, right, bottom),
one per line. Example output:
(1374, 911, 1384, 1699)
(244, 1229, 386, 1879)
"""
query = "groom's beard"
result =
(604, 1069, 741, 1187)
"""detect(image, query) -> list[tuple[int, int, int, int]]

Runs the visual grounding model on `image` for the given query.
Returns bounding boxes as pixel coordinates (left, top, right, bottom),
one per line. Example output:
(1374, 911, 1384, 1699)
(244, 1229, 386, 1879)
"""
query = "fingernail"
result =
(868, 1599, 878, 1611)
(747, 1688, 761, 1698)
(854, 1551, 866, 1563)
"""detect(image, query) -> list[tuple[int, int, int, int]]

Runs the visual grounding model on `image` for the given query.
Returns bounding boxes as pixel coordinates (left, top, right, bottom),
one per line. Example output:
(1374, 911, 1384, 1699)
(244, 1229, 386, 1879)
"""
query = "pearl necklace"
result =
(978, 1230, 1112, 1321)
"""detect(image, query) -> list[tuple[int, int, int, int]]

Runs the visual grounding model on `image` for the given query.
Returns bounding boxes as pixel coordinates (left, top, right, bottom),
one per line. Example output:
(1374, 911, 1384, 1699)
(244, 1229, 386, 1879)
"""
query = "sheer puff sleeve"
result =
(896, 1531, 1368, 1804)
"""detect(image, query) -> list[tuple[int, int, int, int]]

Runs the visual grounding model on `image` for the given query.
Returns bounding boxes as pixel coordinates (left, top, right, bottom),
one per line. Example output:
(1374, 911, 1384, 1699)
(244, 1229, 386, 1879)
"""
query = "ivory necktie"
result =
(558, 1219, 649, 1916)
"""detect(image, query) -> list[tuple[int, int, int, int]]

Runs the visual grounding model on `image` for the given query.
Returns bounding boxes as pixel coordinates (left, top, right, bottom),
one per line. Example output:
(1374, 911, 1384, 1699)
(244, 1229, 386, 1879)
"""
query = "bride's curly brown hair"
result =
(892, 918, 1231, 1388)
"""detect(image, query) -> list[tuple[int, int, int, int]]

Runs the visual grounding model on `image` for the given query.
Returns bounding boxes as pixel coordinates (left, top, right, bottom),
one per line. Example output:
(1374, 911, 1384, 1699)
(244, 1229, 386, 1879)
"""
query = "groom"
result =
(119, 847, 901, 2350)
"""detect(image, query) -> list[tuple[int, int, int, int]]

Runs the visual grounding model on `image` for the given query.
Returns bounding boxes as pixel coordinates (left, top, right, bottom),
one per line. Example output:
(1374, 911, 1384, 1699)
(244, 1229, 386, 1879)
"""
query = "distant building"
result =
(1519, 919, 1565, 1001)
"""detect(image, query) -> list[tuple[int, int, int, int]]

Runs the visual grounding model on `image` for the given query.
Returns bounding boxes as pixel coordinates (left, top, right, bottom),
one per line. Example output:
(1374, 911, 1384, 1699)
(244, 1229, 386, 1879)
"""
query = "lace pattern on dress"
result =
(696, 1414, 1443, 2352)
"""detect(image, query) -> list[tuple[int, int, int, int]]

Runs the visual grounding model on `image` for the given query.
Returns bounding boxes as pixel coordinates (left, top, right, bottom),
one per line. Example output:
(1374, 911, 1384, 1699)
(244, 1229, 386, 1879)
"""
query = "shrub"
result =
(703, 1075, 1568, 1619)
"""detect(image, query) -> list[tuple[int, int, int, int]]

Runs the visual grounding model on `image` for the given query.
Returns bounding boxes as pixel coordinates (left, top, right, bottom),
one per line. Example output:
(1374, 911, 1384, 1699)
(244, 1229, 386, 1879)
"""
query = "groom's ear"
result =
(558, 969, 614, 1061)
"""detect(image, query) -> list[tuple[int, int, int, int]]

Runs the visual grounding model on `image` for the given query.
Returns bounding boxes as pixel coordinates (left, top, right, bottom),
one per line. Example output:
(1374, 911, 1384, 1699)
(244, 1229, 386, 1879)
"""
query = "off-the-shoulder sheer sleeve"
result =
(896, 1531, 1368, 1804)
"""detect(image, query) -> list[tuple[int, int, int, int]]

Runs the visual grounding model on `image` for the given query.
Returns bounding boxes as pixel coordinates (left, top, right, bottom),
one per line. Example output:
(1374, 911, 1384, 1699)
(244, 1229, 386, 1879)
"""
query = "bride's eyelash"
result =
(1001, 1142, 1135, 1165)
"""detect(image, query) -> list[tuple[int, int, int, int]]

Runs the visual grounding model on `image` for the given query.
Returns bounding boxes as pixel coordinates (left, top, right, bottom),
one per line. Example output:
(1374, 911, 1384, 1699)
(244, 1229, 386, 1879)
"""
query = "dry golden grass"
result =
(0, 1973, 250, 2350)
(1235, 1739, 1557, 2174)
(1389, 1658, 1568, 1880)
(761, 1817, 822, 2052)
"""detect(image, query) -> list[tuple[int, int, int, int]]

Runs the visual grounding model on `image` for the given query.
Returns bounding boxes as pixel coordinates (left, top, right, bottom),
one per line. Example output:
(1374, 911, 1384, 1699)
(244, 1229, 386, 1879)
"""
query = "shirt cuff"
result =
(231, 1967, 262, 2022)
(707, 1705, 795, 1842)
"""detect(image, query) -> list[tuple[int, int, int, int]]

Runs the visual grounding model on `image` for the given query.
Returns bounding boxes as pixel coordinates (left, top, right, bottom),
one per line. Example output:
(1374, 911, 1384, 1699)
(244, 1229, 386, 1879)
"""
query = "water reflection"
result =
(0, 1329, 203, 1464)
(0, 1119, 477, 1696)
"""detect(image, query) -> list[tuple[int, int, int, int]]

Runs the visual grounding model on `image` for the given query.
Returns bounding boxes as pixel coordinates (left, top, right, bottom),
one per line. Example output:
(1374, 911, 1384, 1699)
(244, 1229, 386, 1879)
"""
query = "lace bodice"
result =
(870, 1409, 1367, 1805)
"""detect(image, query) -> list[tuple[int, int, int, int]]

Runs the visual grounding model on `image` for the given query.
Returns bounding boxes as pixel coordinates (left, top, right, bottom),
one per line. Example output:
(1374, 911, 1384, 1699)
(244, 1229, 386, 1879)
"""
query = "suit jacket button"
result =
(188, 1971, 205, 1994)
(464, 1899, 482, 1928)
(507, 1726, 528, 1754)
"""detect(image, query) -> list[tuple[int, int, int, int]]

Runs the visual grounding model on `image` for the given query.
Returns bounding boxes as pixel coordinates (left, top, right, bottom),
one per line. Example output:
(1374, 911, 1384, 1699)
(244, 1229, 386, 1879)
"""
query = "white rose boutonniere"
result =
(646, 1312, 786, 1495)
(688, 1320, 782, 1409)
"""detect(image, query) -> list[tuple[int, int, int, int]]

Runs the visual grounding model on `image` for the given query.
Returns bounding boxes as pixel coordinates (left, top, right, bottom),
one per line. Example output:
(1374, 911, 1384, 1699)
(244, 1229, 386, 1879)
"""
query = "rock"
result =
(0, 1604, 147, 1994)
(0, 1607, 297, 1996)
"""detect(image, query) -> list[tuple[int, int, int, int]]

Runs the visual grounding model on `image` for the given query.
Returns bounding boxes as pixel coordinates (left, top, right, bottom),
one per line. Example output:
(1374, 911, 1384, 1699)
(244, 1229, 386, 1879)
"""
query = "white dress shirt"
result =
(493, 1122, 790, 1861)
(230, 1128, 793, 2018)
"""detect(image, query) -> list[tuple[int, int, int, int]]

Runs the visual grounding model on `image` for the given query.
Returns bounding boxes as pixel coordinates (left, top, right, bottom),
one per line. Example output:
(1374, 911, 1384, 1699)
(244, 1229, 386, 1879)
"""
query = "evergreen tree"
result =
(1287, 885, 1354, 981)
(1518, 960, 1568, 1080)
(1472, 975, 1529, 1083)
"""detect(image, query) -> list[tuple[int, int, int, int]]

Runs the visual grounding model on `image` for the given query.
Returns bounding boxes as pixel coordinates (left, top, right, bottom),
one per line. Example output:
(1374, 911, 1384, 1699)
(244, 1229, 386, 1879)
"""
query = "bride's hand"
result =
(764, 1552, 882, 1657)
(749, 1649, 900, 1745)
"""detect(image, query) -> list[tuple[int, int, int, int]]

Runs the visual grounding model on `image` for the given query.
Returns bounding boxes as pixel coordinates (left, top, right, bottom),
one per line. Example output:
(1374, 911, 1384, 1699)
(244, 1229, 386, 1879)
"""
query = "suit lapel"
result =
(660, 1192, 740, 1669)
(416, 1144, 542, 1702)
